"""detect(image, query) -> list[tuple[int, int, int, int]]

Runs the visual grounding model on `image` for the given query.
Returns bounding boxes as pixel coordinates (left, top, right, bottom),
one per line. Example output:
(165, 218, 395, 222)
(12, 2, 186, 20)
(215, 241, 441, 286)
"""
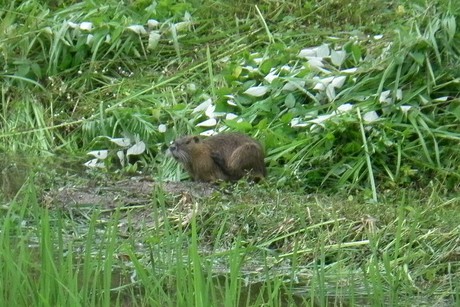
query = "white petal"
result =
(80, 22, 93, 31)
(117, 150, 125, 167)
(433, 96, 449, 102)
(280, 65, 291, 71)
(298, 48, 317, 58)
(200, 129, 217, 136)
(264, 70, 278, 83)
(192, 98, 213, 113)
(374, 34, 384, 40)
(175, 21, 192, 31)
(147, 19, 160, 28)
(108, 137, 131, 147)
(331, 50, 346, 66)
(84, 158, 105, 168)
(400, 105, 412, 113)
(316, 44, 330, 58)
(87, 150, 108, 159)
(243, 86, 269, 97)
(314, 82, 326, 91)
(326, 84, 336, 101)
(282, 80, 305, 91)
(127, 141, 146, 156)
(148, 31, 161, 50)
(86, 34, 94, 45)
(68, 21, 78, 29)
(308, 57, 324, 69)
(363, 111, 379, 123)
(197, 118, 217, 127)
(227, 99, 237, 106)
(225, 113, 238, 120)
(332, 76, 346, 88)
(379, 90, 392, 103)
(337, 103, 353, 112)
(396, 89, 403, 100)
(308, 114, 334, 125)
(341, 67, 358, 73)
(205, 104, 216, 118)
(243, 66, 258, 73)
(158, 124, 167, 133)
(127, 25, 147, 35)
(290, 117, 308, 127)
(253, 57, 264, 64)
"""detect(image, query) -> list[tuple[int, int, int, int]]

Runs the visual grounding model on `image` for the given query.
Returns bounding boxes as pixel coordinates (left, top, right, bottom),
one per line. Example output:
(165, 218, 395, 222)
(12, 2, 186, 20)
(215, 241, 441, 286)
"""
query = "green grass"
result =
(1, 0, 460, 305)
(0, 180, 459, 306)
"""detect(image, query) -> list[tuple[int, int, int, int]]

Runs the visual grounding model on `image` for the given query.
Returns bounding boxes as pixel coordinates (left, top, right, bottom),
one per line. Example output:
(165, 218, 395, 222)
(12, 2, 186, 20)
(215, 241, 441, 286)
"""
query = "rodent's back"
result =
(170, 133, 266, 182)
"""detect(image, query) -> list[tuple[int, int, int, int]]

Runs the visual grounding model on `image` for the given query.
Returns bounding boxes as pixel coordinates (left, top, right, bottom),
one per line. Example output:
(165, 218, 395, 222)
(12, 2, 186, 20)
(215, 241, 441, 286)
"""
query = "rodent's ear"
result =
(193, 136, 200, 143)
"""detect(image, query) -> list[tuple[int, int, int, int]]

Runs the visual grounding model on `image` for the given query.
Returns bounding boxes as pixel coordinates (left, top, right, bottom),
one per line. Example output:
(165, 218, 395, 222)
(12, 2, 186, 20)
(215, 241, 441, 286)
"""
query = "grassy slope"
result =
(0, 0, 459, 306)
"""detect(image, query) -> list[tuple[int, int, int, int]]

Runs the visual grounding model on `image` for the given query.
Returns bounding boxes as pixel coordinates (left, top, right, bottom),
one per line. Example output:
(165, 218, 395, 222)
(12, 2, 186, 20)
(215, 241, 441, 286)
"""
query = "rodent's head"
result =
(168, 135, 201, 163)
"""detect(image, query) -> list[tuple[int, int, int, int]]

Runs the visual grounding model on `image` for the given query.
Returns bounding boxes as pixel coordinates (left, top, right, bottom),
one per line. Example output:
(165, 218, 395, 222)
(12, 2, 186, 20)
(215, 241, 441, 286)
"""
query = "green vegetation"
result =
(0, 0, 459, 306)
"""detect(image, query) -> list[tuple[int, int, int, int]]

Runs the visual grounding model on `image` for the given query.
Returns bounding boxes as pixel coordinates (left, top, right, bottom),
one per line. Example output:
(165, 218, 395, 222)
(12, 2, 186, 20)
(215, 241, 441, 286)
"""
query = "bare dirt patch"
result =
(43, 177, 218, 210)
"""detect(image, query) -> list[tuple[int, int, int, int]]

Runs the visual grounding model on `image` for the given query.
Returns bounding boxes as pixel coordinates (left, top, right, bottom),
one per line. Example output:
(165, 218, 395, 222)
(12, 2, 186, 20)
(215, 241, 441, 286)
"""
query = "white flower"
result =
(243, 86, 269, 97)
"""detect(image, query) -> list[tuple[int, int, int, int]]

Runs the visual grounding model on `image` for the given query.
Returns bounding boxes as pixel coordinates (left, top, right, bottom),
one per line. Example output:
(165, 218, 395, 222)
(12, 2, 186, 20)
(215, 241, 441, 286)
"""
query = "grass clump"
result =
(1, 180, 459, 305)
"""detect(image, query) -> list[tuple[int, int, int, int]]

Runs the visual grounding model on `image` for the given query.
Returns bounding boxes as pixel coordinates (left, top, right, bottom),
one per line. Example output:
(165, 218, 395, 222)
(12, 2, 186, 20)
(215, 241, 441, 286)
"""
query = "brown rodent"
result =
(169, 133, 267, 182)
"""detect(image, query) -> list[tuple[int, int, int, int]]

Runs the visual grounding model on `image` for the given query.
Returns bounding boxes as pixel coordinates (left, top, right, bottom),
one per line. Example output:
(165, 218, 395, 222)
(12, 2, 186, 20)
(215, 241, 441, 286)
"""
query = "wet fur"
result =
(169, 133, 266, 182)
